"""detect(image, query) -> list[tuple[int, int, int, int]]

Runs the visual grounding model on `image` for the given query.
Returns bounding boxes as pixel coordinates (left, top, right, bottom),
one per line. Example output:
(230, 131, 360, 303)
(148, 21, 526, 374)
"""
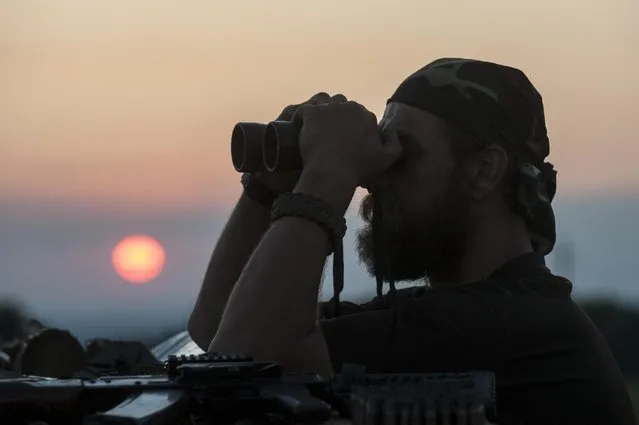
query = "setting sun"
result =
(112, 234, 165, 284)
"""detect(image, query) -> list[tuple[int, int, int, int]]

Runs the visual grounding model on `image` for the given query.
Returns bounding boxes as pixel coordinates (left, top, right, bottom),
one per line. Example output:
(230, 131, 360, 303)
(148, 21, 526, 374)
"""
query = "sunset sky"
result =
(1, 0, 637, 211)
(0, 1, 638, 341)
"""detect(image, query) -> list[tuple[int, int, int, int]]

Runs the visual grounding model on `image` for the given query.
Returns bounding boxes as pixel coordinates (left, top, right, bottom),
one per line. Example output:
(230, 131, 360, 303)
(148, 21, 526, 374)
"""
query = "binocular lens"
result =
(231, 123, 267, 173)
(230, 121, 302, 173)
(263, 121, 302, 173)
(263, 124, 279, 173)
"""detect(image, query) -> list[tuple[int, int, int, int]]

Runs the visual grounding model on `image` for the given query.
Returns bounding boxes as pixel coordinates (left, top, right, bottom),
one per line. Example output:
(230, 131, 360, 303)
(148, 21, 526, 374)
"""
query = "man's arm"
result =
(187, 93, 351, 350)
(209, 171, 355, 376)
(188, 193, 271, 350)
(208, 101, 401, 375)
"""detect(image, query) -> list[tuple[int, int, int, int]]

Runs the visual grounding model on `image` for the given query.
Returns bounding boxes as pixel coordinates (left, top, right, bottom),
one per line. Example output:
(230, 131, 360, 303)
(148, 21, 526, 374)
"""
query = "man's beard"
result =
(356, 172, 472, 285)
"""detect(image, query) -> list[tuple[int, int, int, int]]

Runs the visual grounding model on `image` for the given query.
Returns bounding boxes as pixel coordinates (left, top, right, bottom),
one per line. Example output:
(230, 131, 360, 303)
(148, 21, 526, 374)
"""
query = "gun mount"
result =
(0, 354, 497, 425)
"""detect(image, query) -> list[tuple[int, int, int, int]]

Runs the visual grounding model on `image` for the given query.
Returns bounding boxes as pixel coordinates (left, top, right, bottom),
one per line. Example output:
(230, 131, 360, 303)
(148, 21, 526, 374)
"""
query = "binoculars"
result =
(231, 119, 410, 175)
(231, 121, 302, 173)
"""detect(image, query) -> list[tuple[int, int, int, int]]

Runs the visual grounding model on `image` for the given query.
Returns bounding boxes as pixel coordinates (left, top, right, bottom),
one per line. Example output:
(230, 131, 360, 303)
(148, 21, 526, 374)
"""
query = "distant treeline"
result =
(1, 298, 639, 378)
(580, 299, 639, 379)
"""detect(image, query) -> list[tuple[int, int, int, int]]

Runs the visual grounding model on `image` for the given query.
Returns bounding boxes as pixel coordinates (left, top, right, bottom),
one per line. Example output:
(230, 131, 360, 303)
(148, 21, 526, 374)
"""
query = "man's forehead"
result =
(379, 102, 442, 130)
(379, 102, 453, 157)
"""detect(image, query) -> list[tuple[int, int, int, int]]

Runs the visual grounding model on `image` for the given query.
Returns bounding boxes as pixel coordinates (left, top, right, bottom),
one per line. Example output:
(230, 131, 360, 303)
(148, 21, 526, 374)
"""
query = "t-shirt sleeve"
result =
(319, 289, 502, 374)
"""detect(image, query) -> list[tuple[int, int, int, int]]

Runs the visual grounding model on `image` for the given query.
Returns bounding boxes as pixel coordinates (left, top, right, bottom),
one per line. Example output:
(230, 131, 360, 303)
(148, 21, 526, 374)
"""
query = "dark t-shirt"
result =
(320, 253, 636, 425)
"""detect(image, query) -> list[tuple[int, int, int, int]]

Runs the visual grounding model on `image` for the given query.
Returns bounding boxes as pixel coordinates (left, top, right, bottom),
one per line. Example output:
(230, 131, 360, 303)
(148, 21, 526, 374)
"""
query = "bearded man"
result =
(188, 58, 636, 424)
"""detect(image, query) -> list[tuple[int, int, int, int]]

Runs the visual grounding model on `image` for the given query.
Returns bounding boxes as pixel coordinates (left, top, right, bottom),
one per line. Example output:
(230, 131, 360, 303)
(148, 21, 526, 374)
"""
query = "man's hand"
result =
(294, 101, 402, 213)
(256, 92, 348, 194)
(187, 92, 346, 350)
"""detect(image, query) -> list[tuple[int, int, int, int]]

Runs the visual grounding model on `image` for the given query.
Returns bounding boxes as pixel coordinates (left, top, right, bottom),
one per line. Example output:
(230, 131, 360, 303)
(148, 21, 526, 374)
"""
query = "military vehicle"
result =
(0, 330, 497, 424)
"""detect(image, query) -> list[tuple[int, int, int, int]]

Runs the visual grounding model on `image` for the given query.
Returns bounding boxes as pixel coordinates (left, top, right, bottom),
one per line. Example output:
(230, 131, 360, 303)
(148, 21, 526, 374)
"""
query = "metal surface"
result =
(151, 331, 203, 361)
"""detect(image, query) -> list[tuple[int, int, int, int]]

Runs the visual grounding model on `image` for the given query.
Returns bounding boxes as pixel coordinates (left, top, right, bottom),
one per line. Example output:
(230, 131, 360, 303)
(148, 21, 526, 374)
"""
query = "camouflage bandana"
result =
(387, 58, 557, 255)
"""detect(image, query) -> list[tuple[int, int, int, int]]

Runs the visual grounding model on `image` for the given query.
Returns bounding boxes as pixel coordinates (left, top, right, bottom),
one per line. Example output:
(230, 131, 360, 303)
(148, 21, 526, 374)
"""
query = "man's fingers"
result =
(329, 93, 347, 103)
(291, 103, 317, 123)
(278, 92, 334, 120)
(278, 104, 299, 120)
(293, 97, 350, 124)
(307, 92, 332, 104)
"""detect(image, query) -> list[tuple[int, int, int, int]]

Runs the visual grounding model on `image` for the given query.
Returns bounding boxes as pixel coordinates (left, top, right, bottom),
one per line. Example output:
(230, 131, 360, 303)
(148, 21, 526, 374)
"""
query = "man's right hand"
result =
(188, 92, 346, 351)
(293, 101, 401, 215)
(255, 92, 347, 194)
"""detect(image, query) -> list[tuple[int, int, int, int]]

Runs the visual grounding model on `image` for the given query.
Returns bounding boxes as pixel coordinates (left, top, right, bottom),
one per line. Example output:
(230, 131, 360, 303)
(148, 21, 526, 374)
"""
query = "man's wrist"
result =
(241, 173, 278, 209)
(294, 168, 357, 216)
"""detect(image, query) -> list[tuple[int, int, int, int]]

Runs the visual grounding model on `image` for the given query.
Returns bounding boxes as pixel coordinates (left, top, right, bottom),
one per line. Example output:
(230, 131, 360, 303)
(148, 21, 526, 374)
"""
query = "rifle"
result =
(0, 353, 497, 425)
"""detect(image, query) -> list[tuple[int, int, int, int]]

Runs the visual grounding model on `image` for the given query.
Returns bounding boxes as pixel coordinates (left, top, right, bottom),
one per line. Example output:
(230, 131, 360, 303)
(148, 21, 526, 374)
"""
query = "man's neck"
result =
(452, 215, 533, 285)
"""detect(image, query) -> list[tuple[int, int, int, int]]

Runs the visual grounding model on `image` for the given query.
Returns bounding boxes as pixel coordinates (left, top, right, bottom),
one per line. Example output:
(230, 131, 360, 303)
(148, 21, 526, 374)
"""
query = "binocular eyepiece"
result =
(231, 121, 303, 173)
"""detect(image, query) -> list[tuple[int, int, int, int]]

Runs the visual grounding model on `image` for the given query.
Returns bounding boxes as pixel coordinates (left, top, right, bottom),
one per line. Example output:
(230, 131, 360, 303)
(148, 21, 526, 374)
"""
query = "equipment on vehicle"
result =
(0, 353, 497, 425)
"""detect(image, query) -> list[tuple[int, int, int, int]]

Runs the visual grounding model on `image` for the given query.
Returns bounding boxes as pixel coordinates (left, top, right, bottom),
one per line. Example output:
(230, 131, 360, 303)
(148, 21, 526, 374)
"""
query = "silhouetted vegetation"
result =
(580, 299, 639, 379)
(0, 299, 28, 343)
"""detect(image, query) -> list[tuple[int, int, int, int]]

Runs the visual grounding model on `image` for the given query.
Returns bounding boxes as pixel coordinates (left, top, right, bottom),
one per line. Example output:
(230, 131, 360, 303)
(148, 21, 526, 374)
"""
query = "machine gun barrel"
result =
(0, 354, 497, 425)
(84, 390, 188, 425)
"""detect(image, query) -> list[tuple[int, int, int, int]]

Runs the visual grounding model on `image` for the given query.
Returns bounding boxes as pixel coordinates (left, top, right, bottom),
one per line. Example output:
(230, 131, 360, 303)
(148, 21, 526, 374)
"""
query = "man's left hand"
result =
(293, 101, 401, 213)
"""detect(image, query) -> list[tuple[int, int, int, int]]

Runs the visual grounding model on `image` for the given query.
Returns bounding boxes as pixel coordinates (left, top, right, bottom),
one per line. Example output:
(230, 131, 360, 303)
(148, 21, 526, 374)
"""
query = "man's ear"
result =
(468, 144, 509, 201)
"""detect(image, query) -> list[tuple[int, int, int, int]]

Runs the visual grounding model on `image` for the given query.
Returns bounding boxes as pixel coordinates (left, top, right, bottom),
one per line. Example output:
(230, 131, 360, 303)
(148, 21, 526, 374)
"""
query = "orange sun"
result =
(112, 234, 165, 284)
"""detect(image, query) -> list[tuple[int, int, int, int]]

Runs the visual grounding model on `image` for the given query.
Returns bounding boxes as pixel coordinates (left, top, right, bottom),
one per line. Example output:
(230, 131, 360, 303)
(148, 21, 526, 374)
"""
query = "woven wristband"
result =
(270, 192, 347, 255)
(271, 192, 347, 316)
(241, 173, 278, 209)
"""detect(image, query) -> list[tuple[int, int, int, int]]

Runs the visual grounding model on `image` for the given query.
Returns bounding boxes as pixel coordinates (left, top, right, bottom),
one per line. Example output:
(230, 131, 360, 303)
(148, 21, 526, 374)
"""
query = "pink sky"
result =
(1, 0, 637, 210)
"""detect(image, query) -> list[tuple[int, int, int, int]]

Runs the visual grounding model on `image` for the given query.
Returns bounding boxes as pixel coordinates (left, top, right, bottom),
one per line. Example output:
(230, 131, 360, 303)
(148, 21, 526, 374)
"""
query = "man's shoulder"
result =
(321, 283, 499, 320)
(321, 267, 571, 321)
(318, 284, 504, 374)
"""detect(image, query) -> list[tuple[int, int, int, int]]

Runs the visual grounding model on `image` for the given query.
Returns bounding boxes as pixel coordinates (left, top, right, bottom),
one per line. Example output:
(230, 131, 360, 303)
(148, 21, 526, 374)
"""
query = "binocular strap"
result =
(331, 240, 344, 317)
(330, 190, 396, 316)
(372, 191, 396, 308)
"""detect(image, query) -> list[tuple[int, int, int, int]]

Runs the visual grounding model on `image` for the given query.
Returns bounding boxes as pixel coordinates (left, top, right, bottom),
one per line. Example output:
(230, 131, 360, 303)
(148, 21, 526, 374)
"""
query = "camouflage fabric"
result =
(388, 57, 557, 254)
